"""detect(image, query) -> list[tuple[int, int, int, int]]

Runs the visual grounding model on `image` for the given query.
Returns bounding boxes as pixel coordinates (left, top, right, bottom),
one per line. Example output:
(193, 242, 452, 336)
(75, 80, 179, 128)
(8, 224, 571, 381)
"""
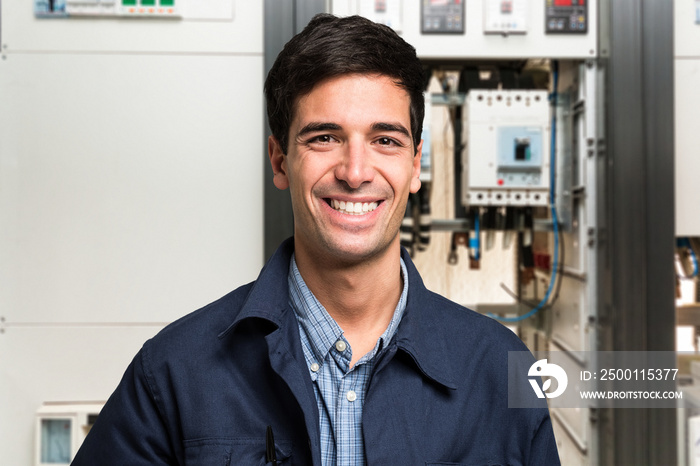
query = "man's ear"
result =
(410, 139, 423, 194)
(268, 135, 289, 190)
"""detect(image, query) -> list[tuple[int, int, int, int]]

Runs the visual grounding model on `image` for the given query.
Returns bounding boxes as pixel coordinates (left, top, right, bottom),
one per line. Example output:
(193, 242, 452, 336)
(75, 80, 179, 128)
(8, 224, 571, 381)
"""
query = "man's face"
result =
(269, 73, 422, 265)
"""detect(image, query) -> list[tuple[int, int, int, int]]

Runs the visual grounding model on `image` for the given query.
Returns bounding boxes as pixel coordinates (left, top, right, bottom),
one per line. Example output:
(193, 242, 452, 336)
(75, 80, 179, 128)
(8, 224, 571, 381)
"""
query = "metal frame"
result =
(548, 59, 602, 463)
(601, 0, 676, 463)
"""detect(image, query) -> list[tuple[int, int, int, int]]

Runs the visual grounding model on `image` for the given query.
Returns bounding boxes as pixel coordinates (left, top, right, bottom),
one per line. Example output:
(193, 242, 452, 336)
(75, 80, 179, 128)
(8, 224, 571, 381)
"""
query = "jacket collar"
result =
(220, 237, 297, 335)
(220, 237, 458, 390)
(393, 247, 458, 390)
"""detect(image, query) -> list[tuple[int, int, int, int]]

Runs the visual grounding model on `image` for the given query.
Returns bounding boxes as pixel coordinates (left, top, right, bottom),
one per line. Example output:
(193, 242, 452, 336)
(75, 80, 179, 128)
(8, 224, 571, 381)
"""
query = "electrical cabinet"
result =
(329, 3, 603, 464)
(675, 0, 700, 236)
(0, 0, 264, 463)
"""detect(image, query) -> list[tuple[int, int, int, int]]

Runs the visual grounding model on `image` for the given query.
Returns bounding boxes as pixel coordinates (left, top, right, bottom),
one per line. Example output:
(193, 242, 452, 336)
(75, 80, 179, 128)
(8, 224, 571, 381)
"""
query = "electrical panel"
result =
(332, 1, 597, 58)
(462, 90, 550, 207)
(483, 0, 528, 35)
(545, 0, 587, 34)
(421, 0, 465, 34)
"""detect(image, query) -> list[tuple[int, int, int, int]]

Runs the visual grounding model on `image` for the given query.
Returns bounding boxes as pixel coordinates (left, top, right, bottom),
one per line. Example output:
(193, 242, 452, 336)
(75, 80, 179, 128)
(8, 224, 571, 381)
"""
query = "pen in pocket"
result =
(266, 425, 278, 466)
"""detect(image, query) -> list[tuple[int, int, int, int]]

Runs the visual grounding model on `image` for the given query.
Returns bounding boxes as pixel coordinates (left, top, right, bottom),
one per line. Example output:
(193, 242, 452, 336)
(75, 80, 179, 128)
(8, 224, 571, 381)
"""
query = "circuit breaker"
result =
(462, 90, 550, 207)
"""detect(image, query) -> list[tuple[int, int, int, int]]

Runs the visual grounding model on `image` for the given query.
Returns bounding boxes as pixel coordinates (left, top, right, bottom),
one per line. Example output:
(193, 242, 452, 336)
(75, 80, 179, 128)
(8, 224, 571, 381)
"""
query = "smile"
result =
(328, 199, 379, 215)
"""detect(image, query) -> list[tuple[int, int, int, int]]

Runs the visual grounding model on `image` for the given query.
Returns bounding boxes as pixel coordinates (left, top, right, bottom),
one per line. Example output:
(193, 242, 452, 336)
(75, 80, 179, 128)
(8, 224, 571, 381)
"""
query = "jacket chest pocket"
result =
(184, 437, 292, 466)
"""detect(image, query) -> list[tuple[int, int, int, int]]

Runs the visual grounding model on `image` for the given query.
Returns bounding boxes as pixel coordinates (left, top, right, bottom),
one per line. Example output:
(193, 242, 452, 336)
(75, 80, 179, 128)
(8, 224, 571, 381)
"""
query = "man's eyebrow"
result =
(371, 122, 411, 139)
(296, 122, 342, 138)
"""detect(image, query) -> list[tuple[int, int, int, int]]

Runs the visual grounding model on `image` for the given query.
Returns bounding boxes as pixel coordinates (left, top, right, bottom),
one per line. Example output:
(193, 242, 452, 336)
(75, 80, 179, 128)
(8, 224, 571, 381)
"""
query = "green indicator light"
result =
(122, 0, 136, 5)
(160, 0, 174, 5)
(141, 0, 156, 5)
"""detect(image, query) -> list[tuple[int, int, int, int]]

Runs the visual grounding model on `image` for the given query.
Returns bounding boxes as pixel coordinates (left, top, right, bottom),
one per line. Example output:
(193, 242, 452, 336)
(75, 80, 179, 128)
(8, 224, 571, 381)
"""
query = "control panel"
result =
(35, 0, 181, 17)
(120, 0, 179, 17)
(358, 0, 402, 32)
(483, 0, 528, 35)
(421, 0, 465, 34)
(545, 0, 587, 34)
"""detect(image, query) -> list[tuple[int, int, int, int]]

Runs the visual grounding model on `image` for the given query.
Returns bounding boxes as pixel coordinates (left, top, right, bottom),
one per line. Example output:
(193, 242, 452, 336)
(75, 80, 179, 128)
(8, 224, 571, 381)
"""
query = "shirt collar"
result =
(288, 253, 409, 369)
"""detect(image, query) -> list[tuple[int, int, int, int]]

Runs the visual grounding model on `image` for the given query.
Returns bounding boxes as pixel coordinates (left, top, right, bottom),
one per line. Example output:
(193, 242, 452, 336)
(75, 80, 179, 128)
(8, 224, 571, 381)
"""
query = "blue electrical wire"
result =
(690, 244, 699, 278)
(677, 237, 699, 278)
(470, 212, 481, 261)
(489, 61, 561, 322)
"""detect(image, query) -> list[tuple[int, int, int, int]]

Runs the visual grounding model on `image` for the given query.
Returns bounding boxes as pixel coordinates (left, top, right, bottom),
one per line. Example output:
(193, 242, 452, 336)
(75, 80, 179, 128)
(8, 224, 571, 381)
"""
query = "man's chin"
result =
(316, 236, 398, 266)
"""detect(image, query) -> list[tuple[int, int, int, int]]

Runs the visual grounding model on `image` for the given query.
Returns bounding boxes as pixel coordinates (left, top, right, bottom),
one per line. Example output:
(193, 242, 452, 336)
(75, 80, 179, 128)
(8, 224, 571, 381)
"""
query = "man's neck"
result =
(293, 241, 404, 366)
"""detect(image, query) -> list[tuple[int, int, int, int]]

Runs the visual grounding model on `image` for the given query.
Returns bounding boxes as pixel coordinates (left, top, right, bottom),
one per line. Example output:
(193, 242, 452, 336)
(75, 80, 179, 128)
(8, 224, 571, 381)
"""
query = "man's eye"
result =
(377, 137, 398, 146)
(310, 135, 334, 144)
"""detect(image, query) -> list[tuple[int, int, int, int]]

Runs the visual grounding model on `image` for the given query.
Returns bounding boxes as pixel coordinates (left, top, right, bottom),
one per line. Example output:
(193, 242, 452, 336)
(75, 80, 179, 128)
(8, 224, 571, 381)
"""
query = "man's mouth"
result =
(327, 198, 380, 215)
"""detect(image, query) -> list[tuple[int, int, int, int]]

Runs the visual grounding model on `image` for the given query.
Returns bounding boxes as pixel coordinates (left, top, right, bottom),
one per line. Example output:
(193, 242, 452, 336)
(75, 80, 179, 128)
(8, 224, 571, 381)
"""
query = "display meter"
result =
(545, 0, 587, 34)
(421, 0, 465, 34)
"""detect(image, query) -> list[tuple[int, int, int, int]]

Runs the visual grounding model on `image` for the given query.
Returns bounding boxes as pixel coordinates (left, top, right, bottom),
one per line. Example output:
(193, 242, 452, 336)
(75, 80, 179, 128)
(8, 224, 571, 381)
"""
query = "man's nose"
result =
(334, 140, 375, 189)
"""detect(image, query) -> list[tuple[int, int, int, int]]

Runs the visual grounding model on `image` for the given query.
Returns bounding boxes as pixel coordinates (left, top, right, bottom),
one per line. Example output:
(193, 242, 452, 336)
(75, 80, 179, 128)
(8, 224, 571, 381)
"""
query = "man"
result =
(74, 14, 558, 465)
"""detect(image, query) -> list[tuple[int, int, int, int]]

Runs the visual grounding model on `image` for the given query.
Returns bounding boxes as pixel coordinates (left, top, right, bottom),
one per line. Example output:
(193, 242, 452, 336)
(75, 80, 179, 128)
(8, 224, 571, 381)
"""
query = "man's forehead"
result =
(290, 73, 412, 125)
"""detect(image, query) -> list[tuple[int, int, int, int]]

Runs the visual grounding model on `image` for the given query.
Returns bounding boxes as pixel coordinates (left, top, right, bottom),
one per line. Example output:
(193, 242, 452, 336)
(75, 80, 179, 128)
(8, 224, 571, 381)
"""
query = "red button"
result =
(498, 179, 504, 186)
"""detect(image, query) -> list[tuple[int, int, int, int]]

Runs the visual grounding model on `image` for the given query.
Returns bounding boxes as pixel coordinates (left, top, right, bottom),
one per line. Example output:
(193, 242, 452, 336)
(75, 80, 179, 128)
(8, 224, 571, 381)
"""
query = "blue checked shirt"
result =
(288, 254, 409, 466)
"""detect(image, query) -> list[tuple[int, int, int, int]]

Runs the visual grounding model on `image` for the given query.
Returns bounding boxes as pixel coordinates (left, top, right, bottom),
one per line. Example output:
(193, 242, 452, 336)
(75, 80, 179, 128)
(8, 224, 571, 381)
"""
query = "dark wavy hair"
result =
(265, 14, 425, 155)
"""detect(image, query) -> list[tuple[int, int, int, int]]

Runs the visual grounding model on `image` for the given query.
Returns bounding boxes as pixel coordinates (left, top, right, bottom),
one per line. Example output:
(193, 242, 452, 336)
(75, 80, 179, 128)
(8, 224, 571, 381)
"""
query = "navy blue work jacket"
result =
(73, 238, 559, 465)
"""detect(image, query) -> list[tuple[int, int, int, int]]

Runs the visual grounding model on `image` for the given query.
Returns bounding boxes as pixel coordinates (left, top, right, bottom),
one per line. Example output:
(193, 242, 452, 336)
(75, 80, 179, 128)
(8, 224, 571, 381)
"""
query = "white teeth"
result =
(329, 199, 379, 215)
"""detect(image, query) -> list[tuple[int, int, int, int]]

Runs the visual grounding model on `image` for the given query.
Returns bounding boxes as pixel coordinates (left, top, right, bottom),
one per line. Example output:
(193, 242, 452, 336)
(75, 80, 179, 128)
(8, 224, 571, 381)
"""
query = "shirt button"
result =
(335, 340, 347, 352)
(346, 390, 357, 402)
(310, 362, 320, 372)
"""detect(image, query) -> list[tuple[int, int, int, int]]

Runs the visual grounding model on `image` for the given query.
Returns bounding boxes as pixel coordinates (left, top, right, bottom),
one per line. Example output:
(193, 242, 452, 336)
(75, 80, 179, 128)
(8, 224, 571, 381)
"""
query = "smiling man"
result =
(73, 14, 559, 465)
